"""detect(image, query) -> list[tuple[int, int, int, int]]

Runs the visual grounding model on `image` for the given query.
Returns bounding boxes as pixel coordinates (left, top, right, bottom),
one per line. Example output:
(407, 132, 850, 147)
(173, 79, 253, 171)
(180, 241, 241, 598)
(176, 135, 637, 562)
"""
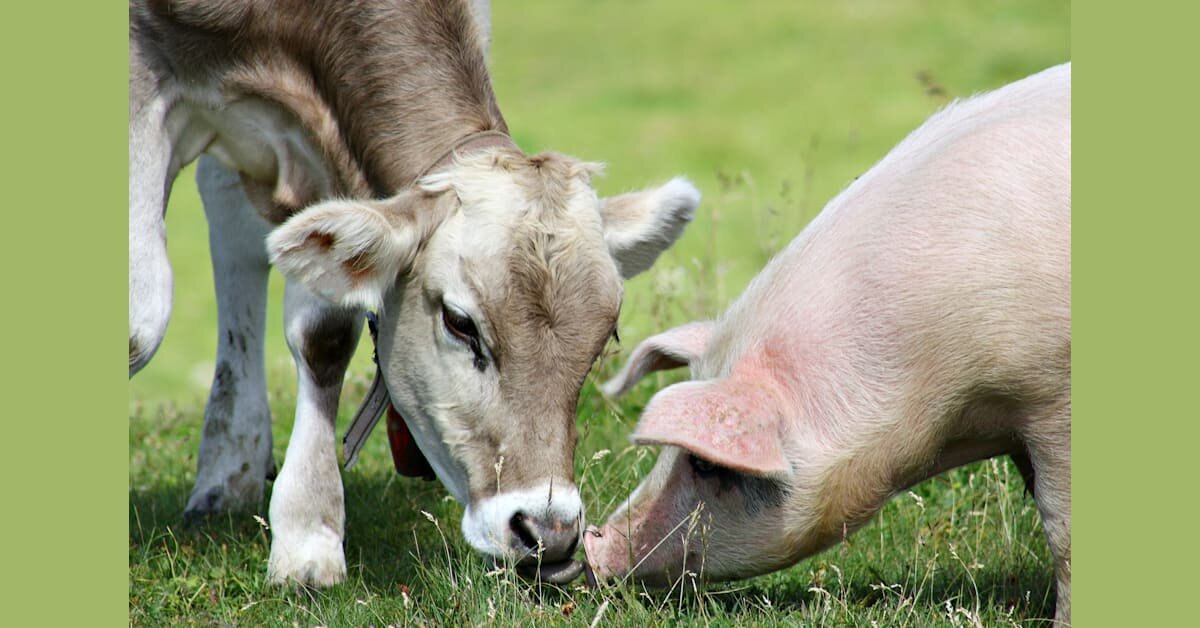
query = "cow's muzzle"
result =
(462, 481, 586, 584)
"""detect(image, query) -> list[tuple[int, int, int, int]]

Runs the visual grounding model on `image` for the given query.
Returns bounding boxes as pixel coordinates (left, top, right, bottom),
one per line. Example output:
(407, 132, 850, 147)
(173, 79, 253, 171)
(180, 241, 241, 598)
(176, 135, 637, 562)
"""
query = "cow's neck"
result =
(300, 0, 510, 194)
(147, 0, 510, 198)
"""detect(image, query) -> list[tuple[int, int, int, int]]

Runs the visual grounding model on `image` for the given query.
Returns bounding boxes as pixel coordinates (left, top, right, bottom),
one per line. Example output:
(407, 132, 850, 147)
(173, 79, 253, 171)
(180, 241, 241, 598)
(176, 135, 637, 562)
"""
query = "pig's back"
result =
(728, 64, 1071, 424)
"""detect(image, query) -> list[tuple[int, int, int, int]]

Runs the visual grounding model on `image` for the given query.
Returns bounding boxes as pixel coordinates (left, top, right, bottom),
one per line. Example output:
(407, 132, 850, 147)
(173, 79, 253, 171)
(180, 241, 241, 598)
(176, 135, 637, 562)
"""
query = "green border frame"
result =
(5, 2, 1197, 624)
(1074, 1, 1199, 625)
(2, 4, 126, 623)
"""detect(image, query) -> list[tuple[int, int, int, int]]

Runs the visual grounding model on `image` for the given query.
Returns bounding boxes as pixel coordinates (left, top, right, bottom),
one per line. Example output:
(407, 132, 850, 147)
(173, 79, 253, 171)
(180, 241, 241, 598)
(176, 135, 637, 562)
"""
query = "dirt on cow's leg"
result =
(184, 158, 276, 522)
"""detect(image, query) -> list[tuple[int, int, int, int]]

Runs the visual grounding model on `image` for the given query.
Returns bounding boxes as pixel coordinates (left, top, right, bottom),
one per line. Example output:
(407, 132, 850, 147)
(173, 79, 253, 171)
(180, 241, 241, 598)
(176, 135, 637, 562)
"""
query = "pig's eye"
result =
(688, 454, 722, 478)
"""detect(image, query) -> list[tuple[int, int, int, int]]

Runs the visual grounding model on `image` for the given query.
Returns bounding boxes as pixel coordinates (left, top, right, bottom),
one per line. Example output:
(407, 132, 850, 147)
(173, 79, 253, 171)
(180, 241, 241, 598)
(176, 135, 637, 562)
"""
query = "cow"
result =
(129, 0, 700, 586)
(584, 63, 1071, 622)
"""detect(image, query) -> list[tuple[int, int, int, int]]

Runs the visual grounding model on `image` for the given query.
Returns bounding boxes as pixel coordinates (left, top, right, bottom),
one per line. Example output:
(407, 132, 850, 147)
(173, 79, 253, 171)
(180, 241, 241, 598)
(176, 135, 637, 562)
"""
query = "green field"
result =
(129, 1, 1071, 624)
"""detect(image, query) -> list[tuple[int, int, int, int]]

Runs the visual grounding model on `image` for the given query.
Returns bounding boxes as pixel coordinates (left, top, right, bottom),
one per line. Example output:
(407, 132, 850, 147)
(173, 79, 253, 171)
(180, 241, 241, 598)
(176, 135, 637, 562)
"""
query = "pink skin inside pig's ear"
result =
(630, 378, 791, 478)
(601, 321, 714, 399)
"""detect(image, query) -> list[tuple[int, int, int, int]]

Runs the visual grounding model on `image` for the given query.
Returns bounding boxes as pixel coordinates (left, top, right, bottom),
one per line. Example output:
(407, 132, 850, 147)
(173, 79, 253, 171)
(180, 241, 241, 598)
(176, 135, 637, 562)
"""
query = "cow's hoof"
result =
(182, 482, 263, 524)
(267, 527, 347, 587)
(182, 487, 232, 525)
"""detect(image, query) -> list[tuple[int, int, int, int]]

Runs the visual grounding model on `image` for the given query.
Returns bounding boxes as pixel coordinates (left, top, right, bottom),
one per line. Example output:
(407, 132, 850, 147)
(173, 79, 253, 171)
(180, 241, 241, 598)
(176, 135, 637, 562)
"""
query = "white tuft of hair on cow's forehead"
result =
(418, 146, 622, 304)
(419, 148, 605, 225)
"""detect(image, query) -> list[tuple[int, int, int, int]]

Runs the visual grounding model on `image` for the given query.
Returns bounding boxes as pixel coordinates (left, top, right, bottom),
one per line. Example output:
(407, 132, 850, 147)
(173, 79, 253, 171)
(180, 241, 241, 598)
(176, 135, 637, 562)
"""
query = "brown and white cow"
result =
(129, 0, 699, 586)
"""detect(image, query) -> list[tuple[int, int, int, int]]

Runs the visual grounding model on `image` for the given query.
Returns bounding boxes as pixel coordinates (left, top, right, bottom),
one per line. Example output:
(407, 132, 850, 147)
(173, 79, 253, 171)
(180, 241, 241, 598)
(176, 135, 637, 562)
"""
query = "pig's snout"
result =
(582, 523, 628, 582)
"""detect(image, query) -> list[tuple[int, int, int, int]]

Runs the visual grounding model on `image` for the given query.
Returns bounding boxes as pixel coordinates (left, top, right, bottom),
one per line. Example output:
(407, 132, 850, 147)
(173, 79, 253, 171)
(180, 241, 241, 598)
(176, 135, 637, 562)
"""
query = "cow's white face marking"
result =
(462, 482, 584, 557)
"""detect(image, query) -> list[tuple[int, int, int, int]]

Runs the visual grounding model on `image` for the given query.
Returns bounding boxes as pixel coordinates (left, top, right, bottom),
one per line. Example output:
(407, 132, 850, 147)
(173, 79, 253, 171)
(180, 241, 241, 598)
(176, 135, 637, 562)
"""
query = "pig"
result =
(584, 63, 1070, 623)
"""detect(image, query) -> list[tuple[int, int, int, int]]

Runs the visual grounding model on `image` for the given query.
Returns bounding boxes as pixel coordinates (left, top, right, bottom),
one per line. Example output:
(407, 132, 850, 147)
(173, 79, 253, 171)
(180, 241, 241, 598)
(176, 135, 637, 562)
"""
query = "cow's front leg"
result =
(184, 158, 276, 519)
(128, 77, 174, 376)
(268, 281, 362, 586)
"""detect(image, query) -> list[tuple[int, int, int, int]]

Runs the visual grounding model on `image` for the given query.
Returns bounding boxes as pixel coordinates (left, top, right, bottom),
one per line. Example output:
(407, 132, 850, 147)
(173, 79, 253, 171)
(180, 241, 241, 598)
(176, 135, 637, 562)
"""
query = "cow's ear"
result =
(266, 190, 436, 310)
(630, 378, 791, 479)
(598, 177, 700, 279)
(600, 321, 714, 398)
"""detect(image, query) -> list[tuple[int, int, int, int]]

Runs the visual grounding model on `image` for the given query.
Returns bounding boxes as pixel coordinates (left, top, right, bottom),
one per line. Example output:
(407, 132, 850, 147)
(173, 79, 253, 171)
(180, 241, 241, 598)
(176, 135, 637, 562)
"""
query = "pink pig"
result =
(585, 63, 1071, 623)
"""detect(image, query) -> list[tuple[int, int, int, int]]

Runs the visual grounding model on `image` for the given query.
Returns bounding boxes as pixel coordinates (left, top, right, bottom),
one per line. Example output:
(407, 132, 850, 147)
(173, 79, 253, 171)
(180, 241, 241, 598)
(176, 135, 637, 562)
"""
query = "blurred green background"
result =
(130, 0, 1069, 406)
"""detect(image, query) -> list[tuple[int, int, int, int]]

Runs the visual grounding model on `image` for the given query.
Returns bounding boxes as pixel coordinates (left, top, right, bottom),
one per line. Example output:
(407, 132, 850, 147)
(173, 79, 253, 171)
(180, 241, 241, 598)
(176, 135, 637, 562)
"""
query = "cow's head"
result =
(267, 147, 698, 578)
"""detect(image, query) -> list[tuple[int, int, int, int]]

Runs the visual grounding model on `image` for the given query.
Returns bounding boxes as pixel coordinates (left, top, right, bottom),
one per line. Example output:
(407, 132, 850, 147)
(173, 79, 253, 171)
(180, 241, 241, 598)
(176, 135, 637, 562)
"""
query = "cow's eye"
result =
(688, 453, 722, 478)
(442, 303, 479, 342)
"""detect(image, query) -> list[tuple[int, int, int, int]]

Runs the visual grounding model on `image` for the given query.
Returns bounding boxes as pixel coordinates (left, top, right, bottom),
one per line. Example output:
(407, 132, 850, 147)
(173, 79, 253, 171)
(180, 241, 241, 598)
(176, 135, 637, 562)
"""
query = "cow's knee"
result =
(285, 298, 361, 392)
(128, 240, 173, 376)
(128, 328, 162, 376)
(128, 198, 173, 376)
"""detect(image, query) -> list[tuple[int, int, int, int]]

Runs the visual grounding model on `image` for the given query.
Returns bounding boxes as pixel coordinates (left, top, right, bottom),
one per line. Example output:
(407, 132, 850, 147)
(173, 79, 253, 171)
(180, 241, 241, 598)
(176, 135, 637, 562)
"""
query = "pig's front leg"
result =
(1025, 402, 1071, 624)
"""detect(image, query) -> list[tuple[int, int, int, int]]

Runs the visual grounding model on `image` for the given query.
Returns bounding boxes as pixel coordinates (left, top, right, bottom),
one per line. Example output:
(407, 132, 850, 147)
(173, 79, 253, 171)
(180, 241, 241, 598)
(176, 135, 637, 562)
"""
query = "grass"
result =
(129, 1, 1070, 624)
(131, 384, 1054, 625)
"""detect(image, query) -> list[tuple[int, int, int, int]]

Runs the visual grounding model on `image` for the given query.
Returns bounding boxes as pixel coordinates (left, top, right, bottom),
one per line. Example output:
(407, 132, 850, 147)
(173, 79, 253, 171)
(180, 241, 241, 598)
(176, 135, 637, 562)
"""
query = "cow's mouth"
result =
(514, 558, 586, 585)
(388, 406, 585, 585)
(386, 405, 436, 480)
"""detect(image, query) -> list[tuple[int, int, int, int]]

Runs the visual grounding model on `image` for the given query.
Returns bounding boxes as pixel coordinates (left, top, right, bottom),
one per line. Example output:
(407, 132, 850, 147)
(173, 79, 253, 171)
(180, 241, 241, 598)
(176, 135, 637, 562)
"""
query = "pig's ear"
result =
(598, 177, 700, 279)
(630, 379, 791, 478)
(600, 321, 714, 399)
(267, 190, 437, 310)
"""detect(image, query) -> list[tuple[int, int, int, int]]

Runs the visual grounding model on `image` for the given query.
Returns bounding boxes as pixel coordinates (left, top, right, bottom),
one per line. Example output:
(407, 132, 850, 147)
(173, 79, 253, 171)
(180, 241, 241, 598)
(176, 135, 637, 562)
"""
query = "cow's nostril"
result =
(538, 519, 581, 563)
(509, 512, 539, 553)
(563, 532, 580, 558)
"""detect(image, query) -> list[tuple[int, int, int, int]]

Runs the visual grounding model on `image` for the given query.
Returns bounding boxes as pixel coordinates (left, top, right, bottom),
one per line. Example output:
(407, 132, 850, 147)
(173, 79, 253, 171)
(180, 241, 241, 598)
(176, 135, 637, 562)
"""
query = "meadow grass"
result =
(130, 1, 1069, 624)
